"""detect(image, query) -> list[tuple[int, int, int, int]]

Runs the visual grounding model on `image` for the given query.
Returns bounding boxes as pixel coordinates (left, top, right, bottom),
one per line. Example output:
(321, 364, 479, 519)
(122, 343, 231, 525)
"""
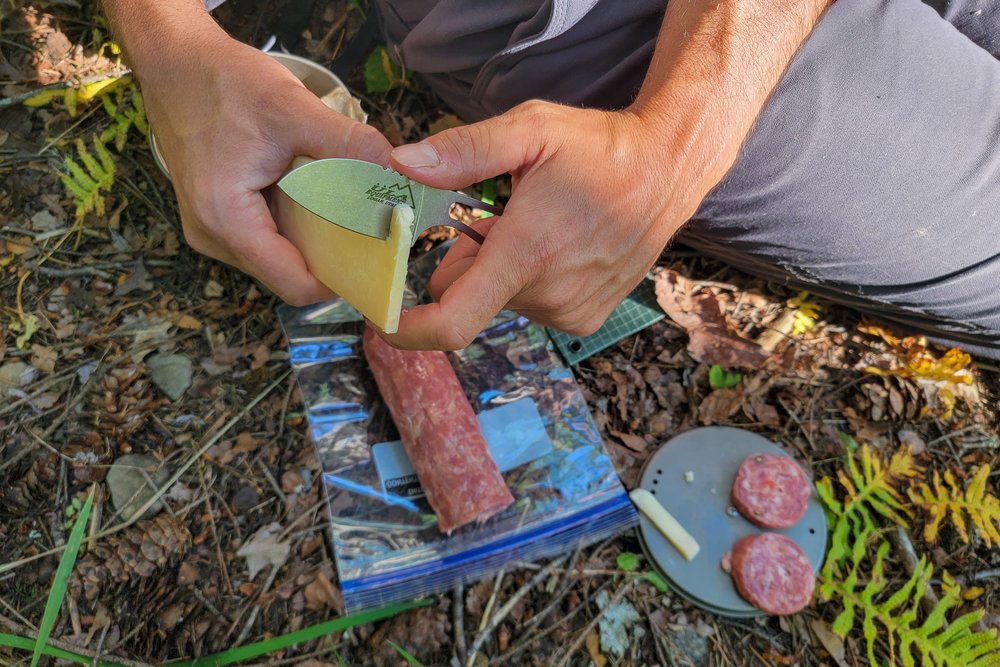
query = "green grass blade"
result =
(0, 633, 124, 666)
(32, 486, 94, 667)
(388, 640, 424, 666)
(173, 599, 431, 667)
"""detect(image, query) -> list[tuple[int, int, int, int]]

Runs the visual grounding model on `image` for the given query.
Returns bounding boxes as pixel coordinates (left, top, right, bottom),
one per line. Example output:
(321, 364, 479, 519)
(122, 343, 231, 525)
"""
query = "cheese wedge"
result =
(274, 160, 413, 333)
(631, 488, 700, 561)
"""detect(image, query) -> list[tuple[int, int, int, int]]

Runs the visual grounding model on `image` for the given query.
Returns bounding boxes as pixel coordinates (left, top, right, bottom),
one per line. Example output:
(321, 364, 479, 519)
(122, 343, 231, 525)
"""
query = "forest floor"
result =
(1, 1, 998, 665)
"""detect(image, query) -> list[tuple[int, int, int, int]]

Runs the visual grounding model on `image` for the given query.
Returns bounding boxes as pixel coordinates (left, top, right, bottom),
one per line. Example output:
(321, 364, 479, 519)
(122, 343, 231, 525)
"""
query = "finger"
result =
(389, 102, 554, 189)
(426, 217, 502, 300)
(276, 95, 392, 166)
(225, 199, 336, 306)
(381, 242, 526, 351)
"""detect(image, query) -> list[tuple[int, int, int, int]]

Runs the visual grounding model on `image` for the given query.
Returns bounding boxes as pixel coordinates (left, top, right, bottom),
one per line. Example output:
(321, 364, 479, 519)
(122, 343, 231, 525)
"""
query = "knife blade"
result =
(275, 158, 502, 245)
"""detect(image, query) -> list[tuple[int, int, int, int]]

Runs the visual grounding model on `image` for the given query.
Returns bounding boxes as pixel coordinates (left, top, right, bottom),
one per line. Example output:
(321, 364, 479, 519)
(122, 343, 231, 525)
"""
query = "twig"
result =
(492, 579, 614, 666)
(523, 547, 584, 632)
(232, 563, 282, 647)
(29, 264, 113, 279)
(89, 621, 111, 667)
(465, 557, 566, 667)
(552, 578, 635, 667)
(0, 371, 291, 575)
(199, 461, 234, 596)
(925, 424, 985, 449)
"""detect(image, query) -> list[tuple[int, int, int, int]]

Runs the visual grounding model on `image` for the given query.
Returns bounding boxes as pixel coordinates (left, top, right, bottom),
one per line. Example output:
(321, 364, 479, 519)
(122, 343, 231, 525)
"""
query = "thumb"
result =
(389, 106, 543, 189)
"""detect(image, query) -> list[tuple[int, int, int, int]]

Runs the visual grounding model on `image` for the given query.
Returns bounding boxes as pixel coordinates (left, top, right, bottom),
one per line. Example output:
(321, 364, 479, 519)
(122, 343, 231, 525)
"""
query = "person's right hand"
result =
(140, 33, 391, 305)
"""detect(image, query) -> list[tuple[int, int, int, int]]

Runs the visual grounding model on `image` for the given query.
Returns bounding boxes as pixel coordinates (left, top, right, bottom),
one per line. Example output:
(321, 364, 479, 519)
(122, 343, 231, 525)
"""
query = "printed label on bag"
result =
(371, 397, 553, 500)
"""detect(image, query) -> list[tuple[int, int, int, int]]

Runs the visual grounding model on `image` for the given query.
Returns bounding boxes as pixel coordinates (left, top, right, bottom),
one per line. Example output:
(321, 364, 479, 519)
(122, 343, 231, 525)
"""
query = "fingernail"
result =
(392, 143, 440, 168)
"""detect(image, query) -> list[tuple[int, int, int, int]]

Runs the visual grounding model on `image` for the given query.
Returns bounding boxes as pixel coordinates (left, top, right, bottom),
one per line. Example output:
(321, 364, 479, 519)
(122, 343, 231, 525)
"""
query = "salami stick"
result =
(363, 327, 514, 533)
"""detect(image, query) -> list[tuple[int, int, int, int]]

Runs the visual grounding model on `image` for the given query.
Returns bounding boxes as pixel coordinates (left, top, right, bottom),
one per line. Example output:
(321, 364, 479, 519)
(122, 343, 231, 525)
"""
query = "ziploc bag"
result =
(277, 247, 637, 613)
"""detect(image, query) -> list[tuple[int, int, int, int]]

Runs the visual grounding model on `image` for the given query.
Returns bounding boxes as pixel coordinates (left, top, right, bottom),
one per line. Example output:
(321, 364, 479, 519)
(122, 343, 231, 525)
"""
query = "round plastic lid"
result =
(636, 426, 827, 617)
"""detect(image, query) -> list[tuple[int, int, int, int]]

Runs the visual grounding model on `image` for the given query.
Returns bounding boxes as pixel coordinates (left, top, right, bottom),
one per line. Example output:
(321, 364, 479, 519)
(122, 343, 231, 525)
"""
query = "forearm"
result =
(100, 0, 227, 85)
(630, 0, 831, 198)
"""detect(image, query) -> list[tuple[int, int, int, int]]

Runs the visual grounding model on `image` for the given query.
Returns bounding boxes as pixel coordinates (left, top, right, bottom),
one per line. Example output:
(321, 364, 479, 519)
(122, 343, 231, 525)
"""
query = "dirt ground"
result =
(1, 1, 998, 666)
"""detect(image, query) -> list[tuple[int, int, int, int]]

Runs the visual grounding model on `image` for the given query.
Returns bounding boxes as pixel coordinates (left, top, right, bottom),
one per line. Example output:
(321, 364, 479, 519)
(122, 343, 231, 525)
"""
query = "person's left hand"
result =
(381, 99, 716, 350)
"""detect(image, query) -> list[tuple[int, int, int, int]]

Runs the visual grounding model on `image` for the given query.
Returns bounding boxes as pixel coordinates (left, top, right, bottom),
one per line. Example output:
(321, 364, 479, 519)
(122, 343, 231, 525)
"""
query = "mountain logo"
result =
(365, 181, 415, 207)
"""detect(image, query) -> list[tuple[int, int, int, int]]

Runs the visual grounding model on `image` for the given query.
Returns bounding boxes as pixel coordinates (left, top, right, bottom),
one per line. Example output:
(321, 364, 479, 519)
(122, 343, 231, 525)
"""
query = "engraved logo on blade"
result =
(365, 182, 415, 208)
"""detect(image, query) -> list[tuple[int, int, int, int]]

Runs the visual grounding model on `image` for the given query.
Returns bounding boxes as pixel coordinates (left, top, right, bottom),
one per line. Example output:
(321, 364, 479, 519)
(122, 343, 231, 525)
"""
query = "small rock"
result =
(106, 454, 171, 521)
(666, 628, 709, 667)
(231, 485, 261, 513)
(146, 353, 193, 401)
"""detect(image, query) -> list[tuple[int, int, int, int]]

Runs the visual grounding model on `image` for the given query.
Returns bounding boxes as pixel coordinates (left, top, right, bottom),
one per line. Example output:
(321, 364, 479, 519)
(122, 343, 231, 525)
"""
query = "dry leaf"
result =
(303, 571, 342, 612)
(654, 269, 769, 369)
(698, 387, 744, 425)
(175, 314, 203, 330)
(114, 257, 153, 296)
(898, 429, 926, 455)
(610, 430, 648, 453)
(808, 619, 848, 667)
(236, 522, 290, 579)
(30, 344, 57, 373)
(218, 431, 261, 465)
(586, 631, 607, 667)
(428, 113, 464, 135)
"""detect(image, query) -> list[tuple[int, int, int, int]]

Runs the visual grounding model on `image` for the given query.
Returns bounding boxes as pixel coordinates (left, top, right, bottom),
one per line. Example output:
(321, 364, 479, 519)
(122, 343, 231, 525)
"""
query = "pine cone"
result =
(2, 453, 59, 510)
(70, 514, 191, 601)
(90, 364, 166, 436)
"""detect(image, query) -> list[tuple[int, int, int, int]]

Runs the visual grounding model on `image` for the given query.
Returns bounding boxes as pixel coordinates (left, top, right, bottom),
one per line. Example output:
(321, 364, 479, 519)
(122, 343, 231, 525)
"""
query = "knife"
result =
(276, 158, 503, 245)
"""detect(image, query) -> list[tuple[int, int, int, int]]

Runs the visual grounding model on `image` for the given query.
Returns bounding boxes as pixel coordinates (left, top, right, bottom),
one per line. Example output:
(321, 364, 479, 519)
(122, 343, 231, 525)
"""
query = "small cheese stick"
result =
(630, 488, 700, 561)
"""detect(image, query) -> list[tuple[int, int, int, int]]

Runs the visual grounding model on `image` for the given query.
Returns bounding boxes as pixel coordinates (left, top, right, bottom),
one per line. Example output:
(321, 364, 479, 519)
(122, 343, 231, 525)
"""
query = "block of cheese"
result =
(274, 158, 413, 333)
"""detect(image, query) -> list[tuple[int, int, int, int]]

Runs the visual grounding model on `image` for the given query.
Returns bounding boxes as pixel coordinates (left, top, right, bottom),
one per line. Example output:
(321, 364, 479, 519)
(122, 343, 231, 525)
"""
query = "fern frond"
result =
(822, 537, 1000, 666)
(61, 135, 116, 221)
(909, 465, 1000, 547)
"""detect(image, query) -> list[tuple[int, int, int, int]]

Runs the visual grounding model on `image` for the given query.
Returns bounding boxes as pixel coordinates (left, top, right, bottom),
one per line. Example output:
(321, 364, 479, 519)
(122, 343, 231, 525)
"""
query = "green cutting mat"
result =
(547, 276, 664, 365)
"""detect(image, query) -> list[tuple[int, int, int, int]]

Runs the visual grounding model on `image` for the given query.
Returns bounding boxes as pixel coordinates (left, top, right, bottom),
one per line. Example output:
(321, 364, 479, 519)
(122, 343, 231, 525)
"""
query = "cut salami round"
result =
(729, 533, 815, 615)
(732, 452, 811, 529)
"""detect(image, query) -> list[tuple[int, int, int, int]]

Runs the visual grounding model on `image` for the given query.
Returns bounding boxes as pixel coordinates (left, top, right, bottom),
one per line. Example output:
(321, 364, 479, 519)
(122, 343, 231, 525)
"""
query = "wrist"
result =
(102, 0, 226, 86)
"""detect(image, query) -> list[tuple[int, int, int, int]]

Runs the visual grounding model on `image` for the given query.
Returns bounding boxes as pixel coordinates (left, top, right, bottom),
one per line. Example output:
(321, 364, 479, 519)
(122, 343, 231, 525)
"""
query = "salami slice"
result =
(729, 533, 815, 615)
(363, 328, 514, 533)
(732, 452, 811, 529)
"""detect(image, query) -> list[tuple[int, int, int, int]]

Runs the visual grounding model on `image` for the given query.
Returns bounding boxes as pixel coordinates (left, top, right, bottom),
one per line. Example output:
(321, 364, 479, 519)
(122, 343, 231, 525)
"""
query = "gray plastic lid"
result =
(636, 426, 827, 617)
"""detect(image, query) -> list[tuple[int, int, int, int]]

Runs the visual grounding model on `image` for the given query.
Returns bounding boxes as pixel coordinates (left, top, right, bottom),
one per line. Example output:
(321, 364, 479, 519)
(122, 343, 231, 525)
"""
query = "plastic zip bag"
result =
(278, 247, 637, 612)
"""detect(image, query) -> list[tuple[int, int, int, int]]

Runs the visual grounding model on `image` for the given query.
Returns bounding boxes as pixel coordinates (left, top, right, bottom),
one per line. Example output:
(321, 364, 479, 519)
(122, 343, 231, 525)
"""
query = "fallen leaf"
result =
(303, 571, 342, 612)
(237, 522, 290, 579)
(898, 429, 926, 455)
(30, 344, 57, 373)
(586, 631, 607, 667)
(114, 257, 153, 296)
(217, 431, 261, 465)
(654, 269, 768, 369)
(808, 619, 848, 667)
(106, 453, 170, 521)
(698, 387, 744, 425)
(174, 314, 203, 330)
(30, 208, 61, 231)
(204, 280, 224, 298)
(610, 430, 648, 453)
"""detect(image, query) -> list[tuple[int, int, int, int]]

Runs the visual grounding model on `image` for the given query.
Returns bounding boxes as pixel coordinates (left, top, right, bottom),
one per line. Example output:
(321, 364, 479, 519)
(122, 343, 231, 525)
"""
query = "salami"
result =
(363, 327, 514, 533)
(728, 533, 815, 615)
(732, 452, 811, 529)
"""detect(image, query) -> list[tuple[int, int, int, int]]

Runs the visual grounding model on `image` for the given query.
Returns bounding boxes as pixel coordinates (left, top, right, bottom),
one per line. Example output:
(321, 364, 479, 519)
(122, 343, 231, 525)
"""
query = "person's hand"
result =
(381, 100, 718, 350)
(141, 35, 391, 304)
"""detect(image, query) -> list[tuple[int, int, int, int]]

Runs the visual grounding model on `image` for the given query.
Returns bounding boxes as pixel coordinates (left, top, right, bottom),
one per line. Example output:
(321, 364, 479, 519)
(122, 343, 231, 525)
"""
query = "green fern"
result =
(61, 135, 116, 221)
(909, 465, 1000, 548)
(99, 82, 148, 151)
(820, 538, 1000, 666)
(816, 438, 920, 575)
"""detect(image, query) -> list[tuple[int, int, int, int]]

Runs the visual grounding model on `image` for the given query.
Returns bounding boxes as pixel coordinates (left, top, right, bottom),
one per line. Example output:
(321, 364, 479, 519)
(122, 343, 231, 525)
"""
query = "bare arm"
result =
(101, 0, 391, 304)
(380, 0, 831, 350)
